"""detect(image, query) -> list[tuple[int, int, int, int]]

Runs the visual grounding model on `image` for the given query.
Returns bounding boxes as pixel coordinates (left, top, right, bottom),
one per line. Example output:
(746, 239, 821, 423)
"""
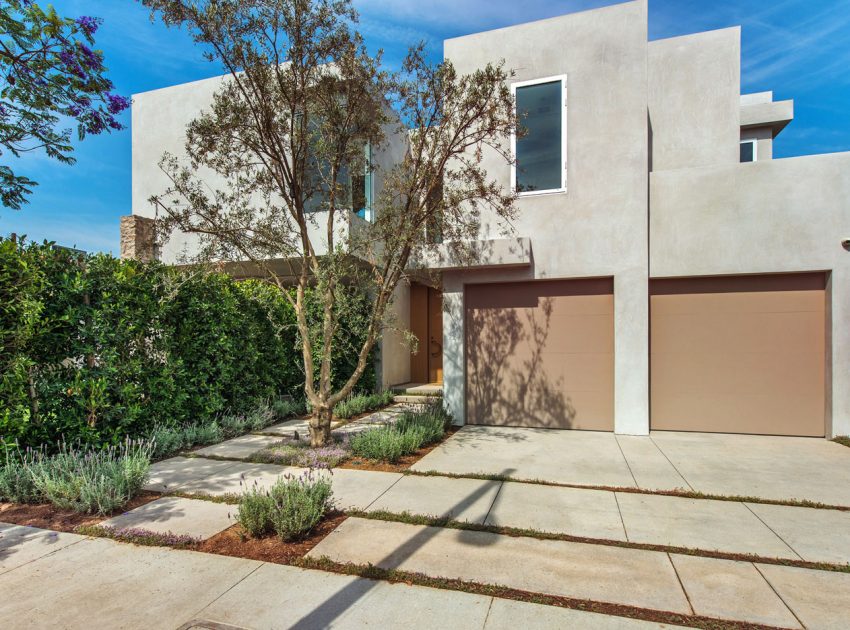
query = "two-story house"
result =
(124, 0, 850, 439)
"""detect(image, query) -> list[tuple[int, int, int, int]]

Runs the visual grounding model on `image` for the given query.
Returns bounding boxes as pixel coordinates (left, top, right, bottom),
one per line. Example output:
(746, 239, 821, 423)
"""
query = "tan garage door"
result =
(465, 278, 614, 430)
(650, 273, 826, 437)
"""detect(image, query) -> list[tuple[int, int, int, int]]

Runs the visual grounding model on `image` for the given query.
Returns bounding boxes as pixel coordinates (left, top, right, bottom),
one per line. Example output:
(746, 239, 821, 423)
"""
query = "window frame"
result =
(740, 138, 758, 163)
(510, 74, 568, 197)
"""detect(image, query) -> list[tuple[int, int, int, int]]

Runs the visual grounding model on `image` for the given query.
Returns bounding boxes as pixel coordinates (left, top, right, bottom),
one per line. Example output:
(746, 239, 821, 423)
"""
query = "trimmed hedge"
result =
(0, 239, 375, 452)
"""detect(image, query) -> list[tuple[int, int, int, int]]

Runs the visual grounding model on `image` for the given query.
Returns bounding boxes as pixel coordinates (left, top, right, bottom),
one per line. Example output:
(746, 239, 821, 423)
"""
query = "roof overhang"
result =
(740, 99, 794, 137)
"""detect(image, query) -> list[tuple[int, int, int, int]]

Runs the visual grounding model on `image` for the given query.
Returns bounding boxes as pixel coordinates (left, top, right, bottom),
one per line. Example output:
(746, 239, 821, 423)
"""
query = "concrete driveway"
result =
(411, 426, 850, 506)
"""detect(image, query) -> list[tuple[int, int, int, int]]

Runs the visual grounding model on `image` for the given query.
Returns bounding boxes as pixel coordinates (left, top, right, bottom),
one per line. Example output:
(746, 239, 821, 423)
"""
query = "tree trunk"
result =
(309, 405, 333, 447)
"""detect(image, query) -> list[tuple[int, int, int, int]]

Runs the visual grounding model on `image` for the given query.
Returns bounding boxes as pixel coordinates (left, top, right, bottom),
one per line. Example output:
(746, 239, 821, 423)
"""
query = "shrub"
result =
(349, 402, 452, 463)
(29, 440, 152, 514)
(0, 449, 41, 503)
(237, 472, 334, 541)
(349, 428, 406, 462)
(333, 390, 394, 420)
(0, 440, 152, 514)
(272, 398, 306, 420)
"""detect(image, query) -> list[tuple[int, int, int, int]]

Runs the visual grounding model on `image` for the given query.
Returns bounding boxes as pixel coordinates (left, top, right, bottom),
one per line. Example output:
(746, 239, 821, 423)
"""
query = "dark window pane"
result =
(516, 80, 562, 192)
(740, 141, 755, 162)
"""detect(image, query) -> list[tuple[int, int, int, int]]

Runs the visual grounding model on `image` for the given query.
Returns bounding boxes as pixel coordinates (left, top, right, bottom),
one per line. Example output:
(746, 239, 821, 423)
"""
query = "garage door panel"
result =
(650, 274, 825, 437)
(652, 351, 824, 397)
(652, 290, 824, 315)
(466, 279, 614, 431)
(652, 310, 825, 355)
(651, 393, 824, 437)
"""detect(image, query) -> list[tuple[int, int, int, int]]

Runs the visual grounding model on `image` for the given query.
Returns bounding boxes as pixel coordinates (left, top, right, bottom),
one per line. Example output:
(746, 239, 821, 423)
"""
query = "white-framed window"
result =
(511, 75, 568, 195)
(740, 138, 757, 163)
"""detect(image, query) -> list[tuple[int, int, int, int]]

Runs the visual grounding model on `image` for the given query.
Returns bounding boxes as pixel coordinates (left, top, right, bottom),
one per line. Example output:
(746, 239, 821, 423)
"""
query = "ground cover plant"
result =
(252, 437, 352, 469)
(0, 439, 152, 514)
(349, 402, 451, 463)
(237, 471, 334, 541)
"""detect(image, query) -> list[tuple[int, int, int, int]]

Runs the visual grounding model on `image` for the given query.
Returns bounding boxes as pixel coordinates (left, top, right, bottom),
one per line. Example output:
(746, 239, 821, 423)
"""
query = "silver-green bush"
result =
(236, 471, 334, 541)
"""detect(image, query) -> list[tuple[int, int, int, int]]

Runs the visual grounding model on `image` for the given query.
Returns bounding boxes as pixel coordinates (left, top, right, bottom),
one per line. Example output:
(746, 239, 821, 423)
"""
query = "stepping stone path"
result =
(100, 497, 234, 540)
(193, 434, 280, 459)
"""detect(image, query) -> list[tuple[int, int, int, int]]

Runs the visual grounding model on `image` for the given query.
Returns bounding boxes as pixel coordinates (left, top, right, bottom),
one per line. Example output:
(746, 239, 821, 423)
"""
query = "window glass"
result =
(740, 140, 755, 163)
(516, 80, 563, 192)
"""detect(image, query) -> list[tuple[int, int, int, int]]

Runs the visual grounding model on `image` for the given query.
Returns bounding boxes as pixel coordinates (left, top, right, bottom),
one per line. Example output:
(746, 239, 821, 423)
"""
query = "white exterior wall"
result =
(650, 152, 850, 437)
(442, 0, 650, 433)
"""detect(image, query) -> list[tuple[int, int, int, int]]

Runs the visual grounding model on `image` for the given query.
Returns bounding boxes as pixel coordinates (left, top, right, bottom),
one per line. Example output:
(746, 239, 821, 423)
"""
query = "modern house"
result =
(124, 0, 850, 439)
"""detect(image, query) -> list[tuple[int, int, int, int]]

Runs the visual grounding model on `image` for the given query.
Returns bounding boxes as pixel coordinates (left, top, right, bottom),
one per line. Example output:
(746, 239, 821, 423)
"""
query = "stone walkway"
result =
(140, 453, 850, 564)
(309, 517, 850, 629)
(0, 523, 680, 629)
(411, 426, 850, 506)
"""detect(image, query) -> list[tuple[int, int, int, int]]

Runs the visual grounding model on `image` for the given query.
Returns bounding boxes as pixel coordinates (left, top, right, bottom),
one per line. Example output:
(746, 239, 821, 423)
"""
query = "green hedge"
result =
(0, 239, 375, 452)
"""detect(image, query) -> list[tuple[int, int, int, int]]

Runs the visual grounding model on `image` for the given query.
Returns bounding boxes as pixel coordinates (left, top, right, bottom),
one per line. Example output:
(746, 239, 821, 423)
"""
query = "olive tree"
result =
(141, 0, 517, 446)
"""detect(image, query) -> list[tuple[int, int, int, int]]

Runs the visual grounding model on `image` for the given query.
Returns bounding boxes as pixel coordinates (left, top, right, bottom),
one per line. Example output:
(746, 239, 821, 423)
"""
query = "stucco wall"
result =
(378, 281, 412, 389)
(650, 152, 850, 437)
(648, 28, 741, 172)
(442, 0, 650, 433)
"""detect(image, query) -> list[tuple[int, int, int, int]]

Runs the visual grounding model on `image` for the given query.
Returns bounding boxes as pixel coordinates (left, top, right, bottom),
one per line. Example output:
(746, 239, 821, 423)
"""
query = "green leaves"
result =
(0, 1, 129, 210)
(0, 239, 376, 453)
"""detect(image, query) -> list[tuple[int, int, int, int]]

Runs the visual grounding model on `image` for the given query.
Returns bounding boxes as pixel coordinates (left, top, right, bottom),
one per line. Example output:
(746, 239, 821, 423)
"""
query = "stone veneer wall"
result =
(119, 215, 157, 262)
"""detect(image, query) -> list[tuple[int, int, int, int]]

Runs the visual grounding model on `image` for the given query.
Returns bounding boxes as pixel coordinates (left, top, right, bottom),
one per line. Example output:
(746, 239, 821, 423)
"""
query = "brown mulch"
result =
(0, 491, 161, 533)
(198, 511, 347, 563)
(338, 427, 459, 473)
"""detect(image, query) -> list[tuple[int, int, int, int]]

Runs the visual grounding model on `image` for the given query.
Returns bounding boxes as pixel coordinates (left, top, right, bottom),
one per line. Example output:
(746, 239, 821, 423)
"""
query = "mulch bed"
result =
(198, 511, 347, 563)
(0, 491, 161, 533)
(338, 427, 459, 473)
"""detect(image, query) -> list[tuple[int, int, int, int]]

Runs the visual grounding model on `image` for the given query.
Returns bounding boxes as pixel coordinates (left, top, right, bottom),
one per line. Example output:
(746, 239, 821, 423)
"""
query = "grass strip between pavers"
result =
(293, 556, 784, 630)
(405, 469, 850, 512)
(158, 490, 850, 575)
(71, 520, 782, 630)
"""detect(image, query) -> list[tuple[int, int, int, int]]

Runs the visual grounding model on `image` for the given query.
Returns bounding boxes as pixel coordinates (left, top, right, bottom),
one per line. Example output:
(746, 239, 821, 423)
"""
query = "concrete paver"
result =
(746, 502, 850, 565)
(757, 563, 850, 630)
(410, 425, 637, 487)
(614, 435, 690, 491)
(0, 536, 261, 630)
(197, 561, 492, 629)
(175, 461, 302, 495)
(193, 434, 281, 459)
(144, 456, 239, 492)
(0, 524, 84, 574)
(650, 432, 850, 506)
(670, 554, 801, 628)
(366, 474, 501, 523)
(100, 497, 234, 540)
(616, 492, 797, 559)
(484, 597, 688, 629)
(321, 468, 403, 511)
(307, 517, 692, 613)
(485, 482, 627, 540)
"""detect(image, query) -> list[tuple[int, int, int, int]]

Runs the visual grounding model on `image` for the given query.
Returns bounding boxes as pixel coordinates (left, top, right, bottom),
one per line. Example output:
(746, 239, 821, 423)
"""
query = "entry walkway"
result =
(410, 426, 850, 506)
(0, 523, 675, 629)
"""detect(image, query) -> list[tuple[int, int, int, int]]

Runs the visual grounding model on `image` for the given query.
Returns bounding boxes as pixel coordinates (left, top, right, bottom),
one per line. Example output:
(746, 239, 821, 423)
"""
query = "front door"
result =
(410, 284, 443, 384)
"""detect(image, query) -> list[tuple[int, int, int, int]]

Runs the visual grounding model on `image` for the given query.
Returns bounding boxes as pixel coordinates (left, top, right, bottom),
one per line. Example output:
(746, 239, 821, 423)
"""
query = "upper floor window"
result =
(512, 76, 567, 195)
(740, 139, 757, 163)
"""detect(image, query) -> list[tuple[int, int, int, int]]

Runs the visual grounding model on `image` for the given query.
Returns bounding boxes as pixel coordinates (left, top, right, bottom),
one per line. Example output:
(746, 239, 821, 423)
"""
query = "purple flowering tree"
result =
(0, 0, 130, 209)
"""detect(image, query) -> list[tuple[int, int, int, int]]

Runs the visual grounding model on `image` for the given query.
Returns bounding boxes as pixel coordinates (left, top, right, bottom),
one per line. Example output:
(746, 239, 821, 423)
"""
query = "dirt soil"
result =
(198, 512, 347, 563)
(0, 492, 161, 533)
(339, 427, 459, 473)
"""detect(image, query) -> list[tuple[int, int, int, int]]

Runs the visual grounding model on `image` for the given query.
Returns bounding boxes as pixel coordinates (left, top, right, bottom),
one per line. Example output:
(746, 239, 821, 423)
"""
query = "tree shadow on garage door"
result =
(466, 296, 576, 429)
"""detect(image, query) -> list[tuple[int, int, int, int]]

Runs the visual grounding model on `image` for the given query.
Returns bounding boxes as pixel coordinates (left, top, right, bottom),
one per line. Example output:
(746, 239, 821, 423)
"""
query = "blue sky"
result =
(2, 0, 849, 253)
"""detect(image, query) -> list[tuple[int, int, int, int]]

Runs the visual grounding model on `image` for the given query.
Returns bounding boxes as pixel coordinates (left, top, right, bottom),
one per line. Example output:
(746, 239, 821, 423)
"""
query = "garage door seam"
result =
(648, 436, 694, 491)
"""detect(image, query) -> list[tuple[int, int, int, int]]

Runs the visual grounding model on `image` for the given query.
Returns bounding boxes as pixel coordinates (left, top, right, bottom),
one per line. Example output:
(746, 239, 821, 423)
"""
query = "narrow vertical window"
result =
(512, 76, 567, 194)
(740, 139, 757, 163)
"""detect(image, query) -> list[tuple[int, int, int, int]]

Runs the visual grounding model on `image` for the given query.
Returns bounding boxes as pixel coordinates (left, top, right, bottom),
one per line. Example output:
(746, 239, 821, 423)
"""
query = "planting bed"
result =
(340, 427, 459, 472)
(0, 491, 161, 533)
(199, 512, 348, 563)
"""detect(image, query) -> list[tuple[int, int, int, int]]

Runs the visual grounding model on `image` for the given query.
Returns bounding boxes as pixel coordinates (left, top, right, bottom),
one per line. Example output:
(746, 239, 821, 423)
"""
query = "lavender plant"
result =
(237, 471, 334, 541)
